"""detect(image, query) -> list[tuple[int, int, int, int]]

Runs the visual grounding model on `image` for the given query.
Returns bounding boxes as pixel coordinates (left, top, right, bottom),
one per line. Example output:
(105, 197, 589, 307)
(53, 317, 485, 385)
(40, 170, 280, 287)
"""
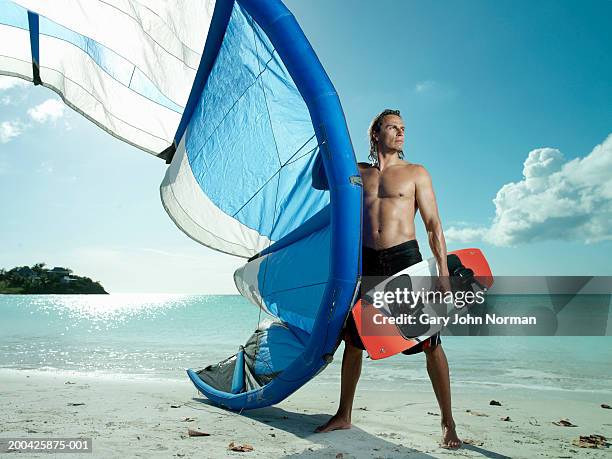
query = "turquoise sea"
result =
(1, 294, 611, 400)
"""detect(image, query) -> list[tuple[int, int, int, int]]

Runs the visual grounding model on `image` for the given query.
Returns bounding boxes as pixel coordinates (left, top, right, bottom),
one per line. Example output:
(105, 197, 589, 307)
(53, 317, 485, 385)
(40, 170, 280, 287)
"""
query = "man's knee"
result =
(344, 340, 363, 358)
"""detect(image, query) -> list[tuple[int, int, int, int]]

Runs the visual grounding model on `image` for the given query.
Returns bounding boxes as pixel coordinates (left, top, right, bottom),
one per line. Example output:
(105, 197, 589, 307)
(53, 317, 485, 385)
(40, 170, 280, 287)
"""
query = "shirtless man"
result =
(314, 109, 461, 449)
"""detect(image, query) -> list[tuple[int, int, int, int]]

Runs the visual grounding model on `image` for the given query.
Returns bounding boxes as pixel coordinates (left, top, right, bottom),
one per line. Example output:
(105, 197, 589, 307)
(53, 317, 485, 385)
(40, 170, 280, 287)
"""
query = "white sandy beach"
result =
(1, 367, 610, 459)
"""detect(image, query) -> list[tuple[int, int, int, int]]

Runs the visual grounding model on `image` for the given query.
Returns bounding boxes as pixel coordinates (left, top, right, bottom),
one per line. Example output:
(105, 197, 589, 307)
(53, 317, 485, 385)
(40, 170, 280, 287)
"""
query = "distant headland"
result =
(0, 263, 107, 294)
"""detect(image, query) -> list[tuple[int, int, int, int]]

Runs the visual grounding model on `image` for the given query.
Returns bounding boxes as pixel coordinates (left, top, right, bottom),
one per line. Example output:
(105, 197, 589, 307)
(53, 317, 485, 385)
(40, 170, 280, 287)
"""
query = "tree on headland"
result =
(0, 263, 107, 294)
(32, 262, 46, 274)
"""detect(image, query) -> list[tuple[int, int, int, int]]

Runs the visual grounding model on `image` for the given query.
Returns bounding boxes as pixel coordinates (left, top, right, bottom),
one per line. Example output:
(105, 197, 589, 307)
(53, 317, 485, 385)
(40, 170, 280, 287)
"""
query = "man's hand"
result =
(436, 275, 451, 294)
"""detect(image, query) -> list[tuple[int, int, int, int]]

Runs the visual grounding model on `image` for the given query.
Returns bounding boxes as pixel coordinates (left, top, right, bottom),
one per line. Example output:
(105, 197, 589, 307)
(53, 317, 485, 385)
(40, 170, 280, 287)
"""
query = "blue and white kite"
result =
(0, 0, 362, 410)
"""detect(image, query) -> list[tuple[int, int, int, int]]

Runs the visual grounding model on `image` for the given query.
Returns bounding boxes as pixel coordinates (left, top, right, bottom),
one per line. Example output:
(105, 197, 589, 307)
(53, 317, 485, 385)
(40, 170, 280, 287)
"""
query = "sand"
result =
(1, 369, 610, 458)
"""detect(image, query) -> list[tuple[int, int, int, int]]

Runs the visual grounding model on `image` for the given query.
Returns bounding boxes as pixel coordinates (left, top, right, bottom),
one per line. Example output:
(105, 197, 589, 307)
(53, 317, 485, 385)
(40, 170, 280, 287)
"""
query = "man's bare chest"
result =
(362, 169, 416, 200)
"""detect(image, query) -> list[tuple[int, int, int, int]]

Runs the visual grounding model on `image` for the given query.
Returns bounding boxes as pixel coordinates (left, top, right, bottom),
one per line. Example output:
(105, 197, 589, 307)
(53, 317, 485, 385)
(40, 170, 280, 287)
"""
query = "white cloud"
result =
(415, 80, 436, 93)
(0, 76, 29, 91)
(445, 134, 612, 246)
(0, 98, 69, 147)
(27, 99, 66, 123)
(0, 120, 24, 143)
(445, 226, 488, 244)
(413, 80, 456, 101)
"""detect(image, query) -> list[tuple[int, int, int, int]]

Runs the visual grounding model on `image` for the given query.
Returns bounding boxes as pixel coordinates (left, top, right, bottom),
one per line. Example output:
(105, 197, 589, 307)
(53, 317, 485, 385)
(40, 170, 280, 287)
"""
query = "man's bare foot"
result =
(314, 414, 352, 433)
(440, 420, 462, 449)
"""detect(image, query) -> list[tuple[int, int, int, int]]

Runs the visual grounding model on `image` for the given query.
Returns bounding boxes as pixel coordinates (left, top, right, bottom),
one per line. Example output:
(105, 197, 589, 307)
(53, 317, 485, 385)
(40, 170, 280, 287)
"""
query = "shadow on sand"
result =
(191, 398, 511, 458)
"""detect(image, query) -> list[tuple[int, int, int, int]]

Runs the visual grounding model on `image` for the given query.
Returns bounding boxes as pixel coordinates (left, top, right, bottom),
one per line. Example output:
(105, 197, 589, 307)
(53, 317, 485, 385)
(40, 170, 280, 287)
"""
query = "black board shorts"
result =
(344, 239, 442, 355)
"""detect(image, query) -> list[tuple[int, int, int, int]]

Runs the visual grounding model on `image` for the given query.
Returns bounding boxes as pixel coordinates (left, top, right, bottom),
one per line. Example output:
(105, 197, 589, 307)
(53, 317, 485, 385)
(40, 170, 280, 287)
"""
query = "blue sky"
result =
(1, 0, 611, 292)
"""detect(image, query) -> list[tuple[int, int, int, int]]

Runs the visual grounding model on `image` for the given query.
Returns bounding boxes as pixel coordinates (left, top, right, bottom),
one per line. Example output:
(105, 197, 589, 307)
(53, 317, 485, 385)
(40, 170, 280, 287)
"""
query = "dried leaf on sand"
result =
(228, 442, 254, 452)
(466, 409, 488, 417)
(552, 419, 577, 427)
(572, 434, 608, 449)
(188, 429, 210, 437)
(463, 438, 484, 446)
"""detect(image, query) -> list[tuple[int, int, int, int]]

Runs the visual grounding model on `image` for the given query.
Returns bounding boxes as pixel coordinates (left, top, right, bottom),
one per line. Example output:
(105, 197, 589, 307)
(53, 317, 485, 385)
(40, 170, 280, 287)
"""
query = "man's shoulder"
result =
(406, 162, 428, 174)
(411, 163, 429, 174)
(389, 162, 431, 187)
(392, 161, 428, 175)
(404, 163, 434, 188)
(357, 162, 378, 175)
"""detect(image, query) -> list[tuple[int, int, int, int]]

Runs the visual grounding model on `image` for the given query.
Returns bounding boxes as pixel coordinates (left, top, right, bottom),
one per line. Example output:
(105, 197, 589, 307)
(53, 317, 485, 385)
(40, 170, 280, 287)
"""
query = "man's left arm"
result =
(414, 166, 449, 277)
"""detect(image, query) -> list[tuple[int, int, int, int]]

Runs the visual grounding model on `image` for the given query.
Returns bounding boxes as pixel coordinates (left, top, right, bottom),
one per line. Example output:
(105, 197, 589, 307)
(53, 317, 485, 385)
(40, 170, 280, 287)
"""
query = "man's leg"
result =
(424, 344, 462, 448)
(315, 340, 363, 432)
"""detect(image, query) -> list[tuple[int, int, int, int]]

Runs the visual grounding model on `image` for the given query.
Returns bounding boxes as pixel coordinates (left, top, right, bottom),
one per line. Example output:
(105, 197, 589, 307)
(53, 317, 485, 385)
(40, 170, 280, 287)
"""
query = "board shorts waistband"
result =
(362, 240, 421, 277)
(362, 239, 419, 257)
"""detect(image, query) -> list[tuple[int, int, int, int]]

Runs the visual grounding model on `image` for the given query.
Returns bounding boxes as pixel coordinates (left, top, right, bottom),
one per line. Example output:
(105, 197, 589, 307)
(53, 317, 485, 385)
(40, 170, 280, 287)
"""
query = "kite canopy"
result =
(0, 0, 215, 153)
(0, 0, 361, 409)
